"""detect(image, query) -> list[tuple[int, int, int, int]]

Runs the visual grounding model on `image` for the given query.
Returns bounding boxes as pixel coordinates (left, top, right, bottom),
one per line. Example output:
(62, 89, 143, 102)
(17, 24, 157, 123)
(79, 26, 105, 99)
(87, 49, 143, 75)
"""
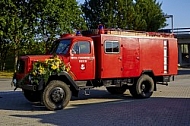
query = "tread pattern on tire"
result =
(42, 80, 71, 110)
(129, 74, 154, 98)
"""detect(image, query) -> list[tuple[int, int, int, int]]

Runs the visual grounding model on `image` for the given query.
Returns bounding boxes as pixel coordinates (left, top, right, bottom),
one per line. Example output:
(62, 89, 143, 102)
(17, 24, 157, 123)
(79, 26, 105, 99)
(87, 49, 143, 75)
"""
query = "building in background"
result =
(174, 28, 190, 66)
(159, 28, 190, 66)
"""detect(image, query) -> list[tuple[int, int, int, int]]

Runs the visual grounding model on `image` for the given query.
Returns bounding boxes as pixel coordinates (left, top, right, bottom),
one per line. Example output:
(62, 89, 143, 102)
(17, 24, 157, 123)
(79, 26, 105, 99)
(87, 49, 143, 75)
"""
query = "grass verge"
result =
(0, 71, 14, 79)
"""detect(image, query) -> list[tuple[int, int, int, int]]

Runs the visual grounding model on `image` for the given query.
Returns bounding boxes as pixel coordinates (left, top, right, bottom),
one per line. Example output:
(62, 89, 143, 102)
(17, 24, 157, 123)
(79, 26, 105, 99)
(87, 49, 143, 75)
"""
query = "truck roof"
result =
(81, 29, 175, 39)
(58, 34, 93, 41)
(58, 26, 175, 40)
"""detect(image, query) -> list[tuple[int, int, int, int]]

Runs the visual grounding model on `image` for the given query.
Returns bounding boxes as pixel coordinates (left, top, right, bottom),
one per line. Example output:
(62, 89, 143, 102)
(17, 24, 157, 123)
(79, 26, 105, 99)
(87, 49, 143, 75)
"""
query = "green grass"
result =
(0, 71, 14, 78)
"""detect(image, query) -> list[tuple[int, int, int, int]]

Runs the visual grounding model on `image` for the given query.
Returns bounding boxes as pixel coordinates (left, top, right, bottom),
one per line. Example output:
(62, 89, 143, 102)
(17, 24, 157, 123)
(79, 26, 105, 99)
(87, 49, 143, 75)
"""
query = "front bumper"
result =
(11, 77, 37, 91)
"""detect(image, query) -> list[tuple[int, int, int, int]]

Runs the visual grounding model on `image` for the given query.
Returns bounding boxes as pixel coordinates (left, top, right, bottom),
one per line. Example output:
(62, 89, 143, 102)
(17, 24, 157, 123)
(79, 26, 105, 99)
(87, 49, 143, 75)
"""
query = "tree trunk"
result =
(14, 48, 18, 72)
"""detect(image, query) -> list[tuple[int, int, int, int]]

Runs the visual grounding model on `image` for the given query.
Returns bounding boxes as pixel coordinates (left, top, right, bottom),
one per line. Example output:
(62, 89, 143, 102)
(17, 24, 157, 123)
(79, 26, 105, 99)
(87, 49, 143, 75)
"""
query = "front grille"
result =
(17, 59, 25, 73)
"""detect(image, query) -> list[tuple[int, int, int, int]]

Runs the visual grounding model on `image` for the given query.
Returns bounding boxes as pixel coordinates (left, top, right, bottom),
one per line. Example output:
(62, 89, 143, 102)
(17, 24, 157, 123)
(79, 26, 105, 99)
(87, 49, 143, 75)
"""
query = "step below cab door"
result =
(69, 40, 95, 80)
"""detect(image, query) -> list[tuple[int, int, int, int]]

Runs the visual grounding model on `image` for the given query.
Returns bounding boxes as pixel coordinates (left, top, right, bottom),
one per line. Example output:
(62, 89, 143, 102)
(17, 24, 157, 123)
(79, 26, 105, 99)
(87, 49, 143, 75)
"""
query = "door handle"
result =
(88, 58, 94, 61)
(118, 57, 122, 60)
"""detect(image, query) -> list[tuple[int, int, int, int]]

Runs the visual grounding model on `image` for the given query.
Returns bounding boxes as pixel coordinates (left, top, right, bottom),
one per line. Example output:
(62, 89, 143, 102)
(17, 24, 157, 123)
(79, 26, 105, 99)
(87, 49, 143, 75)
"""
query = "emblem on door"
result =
(80, 64, 86, 70)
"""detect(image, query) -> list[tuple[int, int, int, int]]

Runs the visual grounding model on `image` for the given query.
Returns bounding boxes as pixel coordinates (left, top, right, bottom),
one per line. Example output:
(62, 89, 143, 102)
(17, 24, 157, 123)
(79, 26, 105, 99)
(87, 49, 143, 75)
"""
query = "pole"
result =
(171, 15, 174, 33)
(164, 15, 174, 33)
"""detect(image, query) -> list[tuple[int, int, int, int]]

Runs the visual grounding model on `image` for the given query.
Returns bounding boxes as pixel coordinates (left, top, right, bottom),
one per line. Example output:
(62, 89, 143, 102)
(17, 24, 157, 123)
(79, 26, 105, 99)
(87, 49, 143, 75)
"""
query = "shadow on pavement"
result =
(0, 89, 190, 126)
(0, 89, 132, 111)
(10, 97, 190, 126)
(178, 69, 190, 75)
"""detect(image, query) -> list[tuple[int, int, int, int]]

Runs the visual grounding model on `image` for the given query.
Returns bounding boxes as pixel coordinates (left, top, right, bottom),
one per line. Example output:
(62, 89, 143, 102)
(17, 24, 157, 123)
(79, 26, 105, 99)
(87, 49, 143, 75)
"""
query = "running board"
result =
(79, 86, 93, 95)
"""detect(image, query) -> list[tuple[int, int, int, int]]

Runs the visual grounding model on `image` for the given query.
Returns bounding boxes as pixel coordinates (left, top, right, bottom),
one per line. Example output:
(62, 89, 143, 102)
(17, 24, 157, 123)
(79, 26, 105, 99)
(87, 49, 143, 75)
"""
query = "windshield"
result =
(50, 39, 71, 54)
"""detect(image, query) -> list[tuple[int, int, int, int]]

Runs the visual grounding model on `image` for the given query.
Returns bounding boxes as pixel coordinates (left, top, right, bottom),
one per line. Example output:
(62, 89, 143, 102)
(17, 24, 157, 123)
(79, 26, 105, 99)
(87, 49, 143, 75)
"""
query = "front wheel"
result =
(129, 75, 154, 98)
(42, 80, 71, 110)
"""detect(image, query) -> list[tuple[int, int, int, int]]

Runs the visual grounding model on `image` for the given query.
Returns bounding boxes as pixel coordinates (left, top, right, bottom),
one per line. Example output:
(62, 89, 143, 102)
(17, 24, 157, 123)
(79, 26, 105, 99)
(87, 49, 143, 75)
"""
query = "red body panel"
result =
(139, 38, 178, 76)
(91, 34, 178, 79)
(167, 39, 178, 74)
(139, 38, 165, 75)
(16, 33, 178, 81)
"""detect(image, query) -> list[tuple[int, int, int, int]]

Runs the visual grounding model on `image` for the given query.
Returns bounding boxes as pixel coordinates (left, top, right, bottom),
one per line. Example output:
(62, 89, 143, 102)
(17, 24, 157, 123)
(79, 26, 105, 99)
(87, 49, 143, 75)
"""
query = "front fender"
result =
(59, 71, 79, 90)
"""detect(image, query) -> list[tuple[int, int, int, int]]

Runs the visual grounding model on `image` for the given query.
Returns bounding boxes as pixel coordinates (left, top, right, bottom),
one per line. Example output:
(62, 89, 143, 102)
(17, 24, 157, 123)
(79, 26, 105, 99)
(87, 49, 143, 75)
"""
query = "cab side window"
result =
(72, 41, 90, 54)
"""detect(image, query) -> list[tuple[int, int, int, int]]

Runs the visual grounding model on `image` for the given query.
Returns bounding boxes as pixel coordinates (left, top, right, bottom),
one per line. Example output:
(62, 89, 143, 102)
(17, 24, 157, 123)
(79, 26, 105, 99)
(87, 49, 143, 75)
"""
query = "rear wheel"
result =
(23, 90, 41, 102)
(42, 80, 71, 110)
(129, 74, 154, 98)
(106, 87, 127, 94)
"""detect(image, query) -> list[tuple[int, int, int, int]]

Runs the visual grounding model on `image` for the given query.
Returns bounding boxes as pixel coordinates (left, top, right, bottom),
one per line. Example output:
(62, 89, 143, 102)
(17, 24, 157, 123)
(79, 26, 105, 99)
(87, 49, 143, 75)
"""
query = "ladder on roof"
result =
(84, 29, 174, 38)
(105, 29, 174, 38)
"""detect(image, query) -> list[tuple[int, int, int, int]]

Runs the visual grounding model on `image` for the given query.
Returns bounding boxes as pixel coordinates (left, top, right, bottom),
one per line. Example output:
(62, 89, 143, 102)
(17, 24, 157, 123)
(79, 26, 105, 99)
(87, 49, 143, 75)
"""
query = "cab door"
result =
(69, 41, 95, 80)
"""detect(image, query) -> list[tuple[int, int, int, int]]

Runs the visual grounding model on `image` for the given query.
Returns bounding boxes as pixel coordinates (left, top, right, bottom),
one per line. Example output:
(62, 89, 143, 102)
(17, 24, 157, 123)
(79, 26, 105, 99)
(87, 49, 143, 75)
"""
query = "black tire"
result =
(42, 80, 71, 110)
(23, 90, 41, 102)
(129, 75, 154, 98)
(106, 87, 127, 94)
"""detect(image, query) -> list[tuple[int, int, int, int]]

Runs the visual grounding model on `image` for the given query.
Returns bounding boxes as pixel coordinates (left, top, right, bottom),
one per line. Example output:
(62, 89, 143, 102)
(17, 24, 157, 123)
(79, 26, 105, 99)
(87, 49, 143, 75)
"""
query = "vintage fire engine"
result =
(12, 25, 178, 110)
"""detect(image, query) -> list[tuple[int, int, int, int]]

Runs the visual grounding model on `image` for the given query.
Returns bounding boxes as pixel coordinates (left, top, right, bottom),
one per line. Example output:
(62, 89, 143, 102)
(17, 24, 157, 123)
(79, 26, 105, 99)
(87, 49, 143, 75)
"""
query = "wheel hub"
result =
(50, 87, 65, 103)
(141, 84, 146, 90)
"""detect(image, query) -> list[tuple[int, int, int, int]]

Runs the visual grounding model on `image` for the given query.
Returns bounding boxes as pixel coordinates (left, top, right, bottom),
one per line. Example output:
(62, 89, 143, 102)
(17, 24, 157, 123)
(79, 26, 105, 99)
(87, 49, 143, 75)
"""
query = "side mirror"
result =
(72, 49, 77, 54)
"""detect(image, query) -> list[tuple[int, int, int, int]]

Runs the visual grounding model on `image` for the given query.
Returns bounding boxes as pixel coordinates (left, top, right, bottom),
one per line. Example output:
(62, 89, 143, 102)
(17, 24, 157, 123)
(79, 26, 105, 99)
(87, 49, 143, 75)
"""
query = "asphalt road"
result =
(0, 68, 190, 126)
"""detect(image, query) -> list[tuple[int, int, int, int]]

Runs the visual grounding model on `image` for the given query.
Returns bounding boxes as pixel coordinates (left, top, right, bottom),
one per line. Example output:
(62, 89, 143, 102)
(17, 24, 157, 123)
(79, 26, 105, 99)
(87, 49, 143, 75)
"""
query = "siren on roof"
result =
(76, 30, 82, 36)
(98, 24, 105, 34)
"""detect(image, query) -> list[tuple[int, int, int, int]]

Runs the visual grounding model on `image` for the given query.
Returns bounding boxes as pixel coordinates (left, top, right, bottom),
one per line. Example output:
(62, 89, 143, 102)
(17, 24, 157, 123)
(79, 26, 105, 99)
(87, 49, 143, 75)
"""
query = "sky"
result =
(78, 0, 190, 29)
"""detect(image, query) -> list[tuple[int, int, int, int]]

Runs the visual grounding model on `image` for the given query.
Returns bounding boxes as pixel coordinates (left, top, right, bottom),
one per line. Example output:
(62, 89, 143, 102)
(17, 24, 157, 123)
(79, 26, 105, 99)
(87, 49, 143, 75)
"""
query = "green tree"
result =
(82, 0, 166, 31)
(24, 0, 87, 53)
(0, 0, 29, 71)
(82, 0, 135, 29)
(0, 0, 87, 71)
(133, 0, 166, 31)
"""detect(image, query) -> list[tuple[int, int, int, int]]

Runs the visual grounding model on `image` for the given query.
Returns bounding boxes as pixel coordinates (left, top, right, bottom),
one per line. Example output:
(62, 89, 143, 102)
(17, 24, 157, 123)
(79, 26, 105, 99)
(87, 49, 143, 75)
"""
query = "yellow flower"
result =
(65, 67, 70, 72)
(45, 59, 48, 64)
(55, 57, 59, 61)
(39, 68, 45, 74)
(51, 65, 57, 70)
(47, 59, 53, 63)
(39, 65, 42, 69)
(55, 61, 60, 67)
(39, 69, 43, 75)
(32, 71, 36, 76)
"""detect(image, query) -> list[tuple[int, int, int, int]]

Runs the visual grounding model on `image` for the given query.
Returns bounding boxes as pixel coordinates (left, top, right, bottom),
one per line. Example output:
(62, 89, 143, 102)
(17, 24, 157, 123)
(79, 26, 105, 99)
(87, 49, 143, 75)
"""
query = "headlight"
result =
(11, 79, 17, 87)
(13, 79, 17, 84)
(28, 75, 32, 81)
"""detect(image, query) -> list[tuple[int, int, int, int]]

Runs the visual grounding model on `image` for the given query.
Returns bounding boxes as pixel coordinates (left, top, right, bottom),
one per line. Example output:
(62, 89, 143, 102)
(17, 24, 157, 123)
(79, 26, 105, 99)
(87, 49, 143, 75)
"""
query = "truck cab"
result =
(49, 35, 95, 80)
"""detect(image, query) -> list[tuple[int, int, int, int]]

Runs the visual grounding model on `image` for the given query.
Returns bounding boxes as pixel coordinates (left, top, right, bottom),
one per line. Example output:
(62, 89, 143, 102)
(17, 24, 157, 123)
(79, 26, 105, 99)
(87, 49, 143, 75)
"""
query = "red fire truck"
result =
(12, 26, 178, 110)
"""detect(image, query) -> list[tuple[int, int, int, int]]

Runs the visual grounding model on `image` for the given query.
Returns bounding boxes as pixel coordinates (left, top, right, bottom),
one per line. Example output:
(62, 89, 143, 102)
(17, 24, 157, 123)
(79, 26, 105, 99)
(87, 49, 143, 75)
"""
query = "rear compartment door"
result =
(102, 40, 123, 78)
(122, 38, 140, 77)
